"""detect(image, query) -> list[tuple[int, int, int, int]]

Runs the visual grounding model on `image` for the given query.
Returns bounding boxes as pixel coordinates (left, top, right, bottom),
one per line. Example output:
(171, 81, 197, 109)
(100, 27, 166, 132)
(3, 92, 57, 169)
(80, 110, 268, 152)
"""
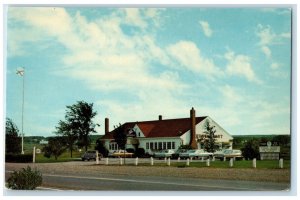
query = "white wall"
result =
(195, 116, 233, 149)
(180, 130, 191, 145)
(133, 124, 145, 138)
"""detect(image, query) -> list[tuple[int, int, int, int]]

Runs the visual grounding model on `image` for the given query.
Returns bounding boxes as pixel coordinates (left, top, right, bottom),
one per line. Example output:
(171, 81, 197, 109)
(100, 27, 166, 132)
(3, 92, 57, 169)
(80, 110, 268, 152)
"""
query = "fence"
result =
(93, 157, 285, 169)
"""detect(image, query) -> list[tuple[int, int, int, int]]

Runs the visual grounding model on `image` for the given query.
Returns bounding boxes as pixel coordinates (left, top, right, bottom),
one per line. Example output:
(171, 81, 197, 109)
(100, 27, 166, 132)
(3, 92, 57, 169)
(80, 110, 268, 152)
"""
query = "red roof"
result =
(101, 117, 207, 139)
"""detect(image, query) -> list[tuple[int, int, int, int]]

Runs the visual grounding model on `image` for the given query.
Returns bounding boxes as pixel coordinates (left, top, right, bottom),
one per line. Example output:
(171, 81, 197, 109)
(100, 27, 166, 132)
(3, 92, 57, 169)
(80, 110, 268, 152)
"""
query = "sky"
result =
(5, 6, 291, 137)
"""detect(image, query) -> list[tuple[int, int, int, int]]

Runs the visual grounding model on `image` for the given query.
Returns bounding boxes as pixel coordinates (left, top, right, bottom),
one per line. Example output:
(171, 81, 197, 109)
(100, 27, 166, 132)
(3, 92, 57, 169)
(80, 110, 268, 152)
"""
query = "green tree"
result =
(57, 101, 98, 152)
(42, 137, 66, 160)
(95, 138, 109, 157)
(113, 123, 127, 150)
(202, 120, 217, 153)
(241, 139, 260, 160)
(5, 118, 21, 154)
(55, 120, 78, 158)
(272, 135, 290, 146)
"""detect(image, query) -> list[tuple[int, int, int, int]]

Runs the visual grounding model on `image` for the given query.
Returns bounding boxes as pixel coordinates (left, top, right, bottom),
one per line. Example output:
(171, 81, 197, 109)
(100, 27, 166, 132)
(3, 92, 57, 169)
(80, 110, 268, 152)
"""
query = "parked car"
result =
(213, 149, 227, 160)
(214, 149, 243, 160)
(179, 149, 213, 159)
(153, 149, 175, 159)
(171, 149, 188, 159)
(224, 149, 243, 160)
(81, 150, 102, 161)
(111, 150, 134, 158)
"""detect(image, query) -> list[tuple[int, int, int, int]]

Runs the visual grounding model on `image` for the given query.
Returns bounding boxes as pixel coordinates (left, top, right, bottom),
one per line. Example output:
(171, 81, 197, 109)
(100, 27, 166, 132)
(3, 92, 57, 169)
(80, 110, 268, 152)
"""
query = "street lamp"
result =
(16, 68, 25, 154)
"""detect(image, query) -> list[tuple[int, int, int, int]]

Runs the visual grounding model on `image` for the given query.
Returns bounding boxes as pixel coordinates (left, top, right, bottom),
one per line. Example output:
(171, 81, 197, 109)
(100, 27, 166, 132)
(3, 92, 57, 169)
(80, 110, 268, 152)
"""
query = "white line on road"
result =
(41, 173, 262, 191)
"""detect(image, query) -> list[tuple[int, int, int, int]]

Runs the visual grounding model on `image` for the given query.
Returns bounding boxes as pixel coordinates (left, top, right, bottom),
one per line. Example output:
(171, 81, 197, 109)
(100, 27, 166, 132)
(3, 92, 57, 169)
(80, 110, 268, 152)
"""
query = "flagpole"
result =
(17, 68, 25, 155)
(21, 69, 25, 154)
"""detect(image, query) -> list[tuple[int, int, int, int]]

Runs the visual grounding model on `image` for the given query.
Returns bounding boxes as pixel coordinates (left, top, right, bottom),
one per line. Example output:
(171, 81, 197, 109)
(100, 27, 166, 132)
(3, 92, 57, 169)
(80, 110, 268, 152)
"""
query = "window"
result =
(163, 142, 166, 150)
(154, 142, 157, 150)
(172, 142, 175, 149)
(158, 142, 162, 149)
(167, 142, 171, 149)
(150, 142, 153, 150)
(146, 142, 149, 149)
(109, 142, 118, 150)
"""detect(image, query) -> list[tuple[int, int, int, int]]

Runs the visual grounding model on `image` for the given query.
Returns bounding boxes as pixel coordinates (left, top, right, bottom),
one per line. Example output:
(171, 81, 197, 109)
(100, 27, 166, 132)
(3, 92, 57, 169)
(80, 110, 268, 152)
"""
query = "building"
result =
(101, 108, 233, 154)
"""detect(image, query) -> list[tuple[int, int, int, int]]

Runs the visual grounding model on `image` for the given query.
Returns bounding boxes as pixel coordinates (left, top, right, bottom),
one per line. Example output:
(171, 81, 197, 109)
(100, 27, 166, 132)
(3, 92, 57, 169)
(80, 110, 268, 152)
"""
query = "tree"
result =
(55, 120, 78, 157)
(95, 138, 109, 157)
(5, 118, 21, 154)
(272, 135, 290, 147)
(57, 101, 98, 152)
(42, 137, 66, 160)
(241, 139, 260, 160)
(202, 120, 217, 153)
(113, 123, 127, 150)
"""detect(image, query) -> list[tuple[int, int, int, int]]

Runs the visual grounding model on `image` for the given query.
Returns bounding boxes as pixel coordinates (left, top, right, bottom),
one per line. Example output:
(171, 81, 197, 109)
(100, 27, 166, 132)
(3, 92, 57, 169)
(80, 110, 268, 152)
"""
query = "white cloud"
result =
(224, 50, 261, 83)
(271, 62, 280, 69)
(261, 46, 271, 58)
(122, 8, 147, 29)
(260, 8, 291, 15)
(280, 32, 291, 38)
(256, 24, 276, 46)
(219, 85, 243, 104)
(167, 41, 222, 77)
(199, 20, 213, 37)
(256, 24, 291, 60)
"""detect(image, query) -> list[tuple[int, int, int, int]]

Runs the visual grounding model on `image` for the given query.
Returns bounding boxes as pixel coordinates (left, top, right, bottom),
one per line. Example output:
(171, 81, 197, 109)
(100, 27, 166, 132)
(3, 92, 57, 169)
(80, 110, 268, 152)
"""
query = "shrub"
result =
(95, 139, 109, 157)
(135, 148, 145, 158)
(241, 139, 260, 160)
(126, 148, 135, 154)
(7, 166, 42, 190)
(5, 154, 32, 163)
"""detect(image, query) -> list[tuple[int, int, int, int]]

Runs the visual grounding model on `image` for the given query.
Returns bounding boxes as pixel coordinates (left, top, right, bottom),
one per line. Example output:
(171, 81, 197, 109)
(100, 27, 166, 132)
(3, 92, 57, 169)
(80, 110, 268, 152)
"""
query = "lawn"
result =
(124, 159, 291, 169)
(174, 160, 290, 169)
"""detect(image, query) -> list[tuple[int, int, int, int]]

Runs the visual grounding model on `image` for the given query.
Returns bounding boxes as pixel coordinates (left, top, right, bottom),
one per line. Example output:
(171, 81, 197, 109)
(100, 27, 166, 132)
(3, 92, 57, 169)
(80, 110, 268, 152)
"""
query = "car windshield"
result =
(188, 150, 196, 153)
(224, 150, 232, 154)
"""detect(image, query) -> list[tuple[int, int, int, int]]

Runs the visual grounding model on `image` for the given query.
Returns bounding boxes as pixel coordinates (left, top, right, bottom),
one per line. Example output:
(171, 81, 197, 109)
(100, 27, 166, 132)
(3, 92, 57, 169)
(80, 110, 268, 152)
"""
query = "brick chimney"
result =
(105, 118, 109, 135)
(189, 107, 197, 149)
(159, 115, 162, 121)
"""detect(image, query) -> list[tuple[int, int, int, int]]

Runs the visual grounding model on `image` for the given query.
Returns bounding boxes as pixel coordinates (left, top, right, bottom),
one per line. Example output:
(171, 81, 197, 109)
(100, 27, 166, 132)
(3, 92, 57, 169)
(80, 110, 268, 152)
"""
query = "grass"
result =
(34, 151, 82, 163)
(176, 160, 291, 169)
(122, 160, 290, 169)
(23, 142, 96, 163)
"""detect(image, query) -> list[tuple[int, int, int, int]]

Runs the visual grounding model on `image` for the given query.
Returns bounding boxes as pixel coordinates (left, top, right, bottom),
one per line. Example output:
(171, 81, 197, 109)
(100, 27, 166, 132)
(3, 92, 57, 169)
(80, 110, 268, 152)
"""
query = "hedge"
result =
(5, 154, 33, 163)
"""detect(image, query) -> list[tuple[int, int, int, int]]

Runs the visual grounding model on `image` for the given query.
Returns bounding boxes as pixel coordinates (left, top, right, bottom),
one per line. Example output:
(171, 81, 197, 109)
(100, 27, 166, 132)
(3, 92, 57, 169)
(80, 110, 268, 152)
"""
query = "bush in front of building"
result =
(135, 148, 146, 158)
(178, 145, 193, 150)
(95, 139, 109, 157)
(7, 166, 42, 190)
(241, 139, 260, 160)
(126, 148, 135, 154)
(5, 154, 32, 163)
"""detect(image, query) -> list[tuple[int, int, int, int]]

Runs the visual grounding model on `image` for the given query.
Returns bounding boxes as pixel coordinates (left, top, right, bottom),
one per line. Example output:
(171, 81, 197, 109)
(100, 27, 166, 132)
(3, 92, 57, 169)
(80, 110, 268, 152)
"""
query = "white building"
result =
(101, 108, 233, 154)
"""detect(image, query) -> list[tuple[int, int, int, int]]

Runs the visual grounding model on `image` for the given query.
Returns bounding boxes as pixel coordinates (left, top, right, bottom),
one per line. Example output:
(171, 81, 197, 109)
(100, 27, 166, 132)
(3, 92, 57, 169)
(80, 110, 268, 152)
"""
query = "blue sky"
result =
(5, 7, 291, 137)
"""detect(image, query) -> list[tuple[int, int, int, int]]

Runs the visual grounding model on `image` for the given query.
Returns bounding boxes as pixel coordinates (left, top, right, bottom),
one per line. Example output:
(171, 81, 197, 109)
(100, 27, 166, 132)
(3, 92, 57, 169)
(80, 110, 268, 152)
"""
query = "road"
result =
(5, 160, 290, 192)
(4, 170, 289, 191)
(39, 173, 289, 191)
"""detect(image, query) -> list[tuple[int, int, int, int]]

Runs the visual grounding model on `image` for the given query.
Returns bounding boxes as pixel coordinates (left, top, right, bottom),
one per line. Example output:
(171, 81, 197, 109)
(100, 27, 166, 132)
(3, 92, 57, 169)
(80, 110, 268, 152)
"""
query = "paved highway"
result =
(5, 170, 289, 191)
